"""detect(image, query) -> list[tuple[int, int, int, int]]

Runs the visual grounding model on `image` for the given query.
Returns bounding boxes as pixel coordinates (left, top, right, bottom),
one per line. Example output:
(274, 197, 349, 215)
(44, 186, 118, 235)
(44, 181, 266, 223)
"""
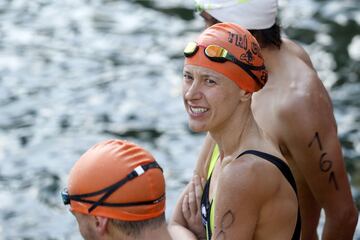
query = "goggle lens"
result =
(205, 45, 228, 63)
(205, 45, 226, 57)
(184, 42, 199, 57)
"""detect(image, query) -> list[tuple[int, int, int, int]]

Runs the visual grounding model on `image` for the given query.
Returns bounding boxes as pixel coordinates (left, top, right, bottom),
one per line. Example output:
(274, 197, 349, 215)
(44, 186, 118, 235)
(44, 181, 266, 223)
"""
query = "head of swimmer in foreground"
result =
(61, 139, 170, 240)
(182, 22, 268, 133)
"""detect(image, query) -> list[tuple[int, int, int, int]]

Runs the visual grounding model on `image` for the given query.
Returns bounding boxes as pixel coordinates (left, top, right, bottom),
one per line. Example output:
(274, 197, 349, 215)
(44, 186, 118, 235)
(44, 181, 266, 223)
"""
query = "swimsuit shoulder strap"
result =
(236, 150, 301, 240)
(236, 150, 297, 193)
(207, 144, 220, 180)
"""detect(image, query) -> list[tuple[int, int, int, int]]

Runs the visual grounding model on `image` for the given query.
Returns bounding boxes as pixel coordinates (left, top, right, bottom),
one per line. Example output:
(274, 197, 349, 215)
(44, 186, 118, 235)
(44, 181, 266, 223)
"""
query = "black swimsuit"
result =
(200, 150, 301, 240)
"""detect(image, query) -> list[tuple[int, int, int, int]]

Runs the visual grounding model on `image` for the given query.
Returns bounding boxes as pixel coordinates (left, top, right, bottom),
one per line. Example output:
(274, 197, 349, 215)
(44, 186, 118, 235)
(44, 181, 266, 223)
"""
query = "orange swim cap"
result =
(185, 22, 267, 92)
(66, 139, 165, 221)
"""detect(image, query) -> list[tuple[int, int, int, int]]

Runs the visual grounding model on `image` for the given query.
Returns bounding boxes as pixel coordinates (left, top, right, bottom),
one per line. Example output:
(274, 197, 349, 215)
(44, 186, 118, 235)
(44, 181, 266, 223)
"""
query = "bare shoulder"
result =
(219, 155, 283, 201)
(274, 39, 333, 121)
(285, 71, 330, 108)
(260, 39, 333, 122)
(281, 37, 315, 69)
(274, 71, 338, 154)
(213, 155, 297, 239)
(280, 71, 335, 128)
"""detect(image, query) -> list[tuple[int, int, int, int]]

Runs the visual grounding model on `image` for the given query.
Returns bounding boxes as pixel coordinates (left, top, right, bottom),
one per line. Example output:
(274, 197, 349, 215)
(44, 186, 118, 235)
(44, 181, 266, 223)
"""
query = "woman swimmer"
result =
(169, 23, 301, 240)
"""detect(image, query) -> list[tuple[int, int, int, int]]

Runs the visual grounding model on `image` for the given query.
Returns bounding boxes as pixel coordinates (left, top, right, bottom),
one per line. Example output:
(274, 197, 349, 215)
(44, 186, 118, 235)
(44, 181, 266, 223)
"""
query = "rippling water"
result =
(0, 0, 359, 239)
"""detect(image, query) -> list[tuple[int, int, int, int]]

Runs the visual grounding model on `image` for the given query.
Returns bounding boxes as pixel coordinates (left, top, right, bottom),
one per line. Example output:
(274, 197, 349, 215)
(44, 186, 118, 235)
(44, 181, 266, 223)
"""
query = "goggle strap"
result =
(69, 161, 162, 199)
(88, 161, 162, 213)
(239, 63, 265, 88)
(226, 53, 265, 71)
(64, 161, 162, 212)
(227, 54, 265, 87)
(70, 193, 165, 208)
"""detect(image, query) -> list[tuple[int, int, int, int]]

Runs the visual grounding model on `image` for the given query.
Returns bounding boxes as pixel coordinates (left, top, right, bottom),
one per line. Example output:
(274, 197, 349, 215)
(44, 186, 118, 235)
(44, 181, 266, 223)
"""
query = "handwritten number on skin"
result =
(308, 132, 339, 191)
(215, 211, 235, 240)
(319, 152, 332, 172)
(329, 172, 339, 190)
(308, 131, 323, 151)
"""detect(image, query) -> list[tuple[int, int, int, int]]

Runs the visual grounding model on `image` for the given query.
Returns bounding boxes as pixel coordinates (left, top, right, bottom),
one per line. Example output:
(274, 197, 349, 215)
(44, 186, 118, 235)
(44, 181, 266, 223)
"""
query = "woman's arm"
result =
(169, 133, 215, 239)
(211, 159, 262, 240)
(211, 155, 298, 240)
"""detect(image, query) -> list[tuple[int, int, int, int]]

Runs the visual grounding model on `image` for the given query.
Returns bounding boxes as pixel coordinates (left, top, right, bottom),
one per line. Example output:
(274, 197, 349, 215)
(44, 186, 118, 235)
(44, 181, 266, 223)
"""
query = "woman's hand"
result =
(182, 175, 206, 239)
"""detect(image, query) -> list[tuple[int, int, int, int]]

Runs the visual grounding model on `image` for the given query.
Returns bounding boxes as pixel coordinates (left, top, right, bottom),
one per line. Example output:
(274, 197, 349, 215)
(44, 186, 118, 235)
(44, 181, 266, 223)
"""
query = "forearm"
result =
(170, 135, 212, 239)
(168, 224, 199, 240)
(321, 205, 358, 240)
(170, 193, 188, 229)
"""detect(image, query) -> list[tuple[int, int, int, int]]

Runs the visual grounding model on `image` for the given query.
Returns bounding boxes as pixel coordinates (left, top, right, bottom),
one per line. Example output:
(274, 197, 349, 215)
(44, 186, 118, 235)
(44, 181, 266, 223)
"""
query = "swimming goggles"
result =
(184, 41, 266, 86)
(61, 161, 164, 213)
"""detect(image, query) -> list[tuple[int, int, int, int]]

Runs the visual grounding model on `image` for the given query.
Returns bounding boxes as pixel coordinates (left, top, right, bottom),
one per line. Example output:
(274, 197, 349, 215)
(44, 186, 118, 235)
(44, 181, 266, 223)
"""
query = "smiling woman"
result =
(170, 22, 301, 240)
(182, 64, 247, 133)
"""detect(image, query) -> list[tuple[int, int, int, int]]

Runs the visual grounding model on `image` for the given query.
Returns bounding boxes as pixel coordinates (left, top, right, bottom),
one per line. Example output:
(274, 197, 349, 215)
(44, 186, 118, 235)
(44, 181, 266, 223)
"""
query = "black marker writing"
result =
(308, 131, 323, 151)
(319, 152, 332, 172)
(215, 210, 235, 240)
(329, 171, 339, 191)
(308, 132, 339, 191)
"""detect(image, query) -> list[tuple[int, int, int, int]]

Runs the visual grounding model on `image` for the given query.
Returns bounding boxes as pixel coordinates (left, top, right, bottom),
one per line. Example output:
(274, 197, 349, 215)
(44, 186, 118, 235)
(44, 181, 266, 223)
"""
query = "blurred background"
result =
(0, 0, 359, 239)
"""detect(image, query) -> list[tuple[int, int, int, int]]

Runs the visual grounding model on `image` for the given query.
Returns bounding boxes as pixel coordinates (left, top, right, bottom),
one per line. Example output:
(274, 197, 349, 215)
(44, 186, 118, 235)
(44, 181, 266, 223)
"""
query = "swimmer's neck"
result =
(113, 223, 172, 240)
(209, 104, 262, 159)
(260, 46, 280, 73)
(139, 224, 172, 240)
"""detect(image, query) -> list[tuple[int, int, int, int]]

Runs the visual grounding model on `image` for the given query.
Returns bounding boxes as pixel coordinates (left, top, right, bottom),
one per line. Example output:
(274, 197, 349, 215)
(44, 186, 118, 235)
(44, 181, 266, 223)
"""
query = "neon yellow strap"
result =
(207, 144, 220, 236)
(207, 144, 220, 179)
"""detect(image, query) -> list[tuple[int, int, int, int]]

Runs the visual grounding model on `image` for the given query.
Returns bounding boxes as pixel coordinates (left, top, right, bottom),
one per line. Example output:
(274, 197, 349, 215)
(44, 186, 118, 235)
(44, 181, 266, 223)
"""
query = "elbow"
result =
(327, 203, 358, 231)
(345, 204, 358, 230)
(169, 218, 181, 227)
(347, 204, 359, 231)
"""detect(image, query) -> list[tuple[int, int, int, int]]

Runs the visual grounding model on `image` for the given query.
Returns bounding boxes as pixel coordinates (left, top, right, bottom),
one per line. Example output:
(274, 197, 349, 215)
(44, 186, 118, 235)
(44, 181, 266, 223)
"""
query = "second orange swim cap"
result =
(66, 139, 165, 221)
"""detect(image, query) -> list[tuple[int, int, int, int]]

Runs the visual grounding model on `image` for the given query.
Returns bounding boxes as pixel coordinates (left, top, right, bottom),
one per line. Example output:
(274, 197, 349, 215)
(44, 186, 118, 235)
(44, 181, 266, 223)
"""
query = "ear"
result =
(239, 90, 252, 102)
(94, 216, 109, 235)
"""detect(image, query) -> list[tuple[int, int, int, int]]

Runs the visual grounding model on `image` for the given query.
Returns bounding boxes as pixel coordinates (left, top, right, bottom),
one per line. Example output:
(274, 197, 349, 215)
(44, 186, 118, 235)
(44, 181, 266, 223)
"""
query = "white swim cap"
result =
(195, 0, 278, 30)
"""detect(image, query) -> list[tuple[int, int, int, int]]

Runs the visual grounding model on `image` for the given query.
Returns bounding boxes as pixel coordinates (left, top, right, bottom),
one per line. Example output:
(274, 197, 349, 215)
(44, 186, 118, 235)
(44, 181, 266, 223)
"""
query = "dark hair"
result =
(109, 213, 165, 237)
(249, 22, 282, 49)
